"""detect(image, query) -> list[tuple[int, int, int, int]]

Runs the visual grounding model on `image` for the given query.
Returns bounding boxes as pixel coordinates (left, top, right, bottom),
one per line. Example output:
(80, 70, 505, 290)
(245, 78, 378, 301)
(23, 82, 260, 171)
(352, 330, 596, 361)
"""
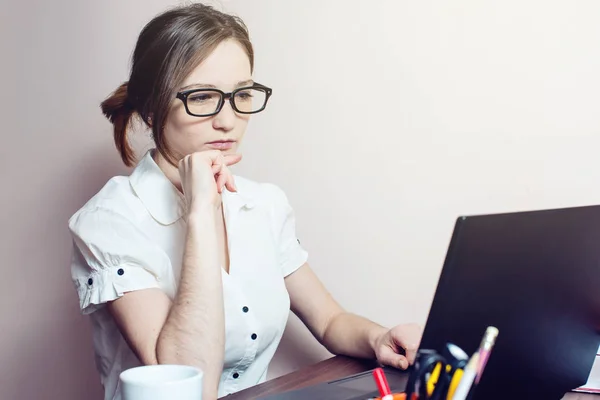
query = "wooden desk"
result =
(220, 356, 599, 400)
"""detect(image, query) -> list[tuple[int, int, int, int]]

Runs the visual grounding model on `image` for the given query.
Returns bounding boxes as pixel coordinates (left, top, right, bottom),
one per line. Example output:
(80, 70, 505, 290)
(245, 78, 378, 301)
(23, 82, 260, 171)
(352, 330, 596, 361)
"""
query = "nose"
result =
(212, 99, 236, 132)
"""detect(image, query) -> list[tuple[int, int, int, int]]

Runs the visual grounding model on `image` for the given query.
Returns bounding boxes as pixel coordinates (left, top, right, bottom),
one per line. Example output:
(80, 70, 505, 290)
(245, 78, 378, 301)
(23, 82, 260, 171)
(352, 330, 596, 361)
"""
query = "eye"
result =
(188, 92, 219, 103)
(235, 90, 254, 101)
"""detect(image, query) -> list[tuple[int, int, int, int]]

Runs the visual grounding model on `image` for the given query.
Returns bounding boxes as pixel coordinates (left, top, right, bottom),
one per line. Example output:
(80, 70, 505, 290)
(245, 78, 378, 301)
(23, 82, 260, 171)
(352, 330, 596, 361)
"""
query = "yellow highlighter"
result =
(426, 362, 443, 396)
(446, 368, 464, 400)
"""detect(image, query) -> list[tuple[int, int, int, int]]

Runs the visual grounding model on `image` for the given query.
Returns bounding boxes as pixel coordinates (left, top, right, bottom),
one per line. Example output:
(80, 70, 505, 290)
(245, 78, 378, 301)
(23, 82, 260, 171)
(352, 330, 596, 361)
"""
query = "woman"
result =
(69, 4, 422, 400)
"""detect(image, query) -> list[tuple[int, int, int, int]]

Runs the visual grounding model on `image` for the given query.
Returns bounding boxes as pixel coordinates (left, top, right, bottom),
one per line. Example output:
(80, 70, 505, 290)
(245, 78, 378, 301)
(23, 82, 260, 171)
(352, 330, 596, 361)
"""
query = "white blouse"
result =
(68, 150, 308, 400)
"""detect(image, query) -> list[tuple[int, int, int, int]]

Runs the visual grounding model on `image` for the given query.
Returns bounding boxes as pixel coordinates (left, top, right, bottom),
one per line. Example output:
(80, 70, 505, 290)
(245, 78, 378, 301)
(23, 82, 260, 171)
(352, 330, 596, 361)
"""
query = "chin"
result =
(220, 146, 240, 155)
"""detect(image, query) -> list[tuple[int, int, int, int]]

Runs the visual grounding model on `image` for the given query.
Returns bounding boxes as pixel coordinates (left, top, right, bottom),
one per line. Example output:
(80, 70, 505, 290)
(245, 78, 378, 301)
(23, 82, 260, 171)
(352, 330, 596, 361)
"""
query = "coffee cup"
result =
(119, 364, 203, 400)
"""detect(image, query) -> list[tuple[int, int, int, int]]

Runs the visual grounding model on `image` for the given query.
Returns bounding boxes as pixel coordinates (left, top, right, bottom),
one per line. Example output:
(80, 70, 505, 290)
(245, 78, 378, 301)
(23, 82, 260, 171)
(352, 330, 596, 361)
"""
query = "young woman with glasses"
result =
(68, 4, 421, 400)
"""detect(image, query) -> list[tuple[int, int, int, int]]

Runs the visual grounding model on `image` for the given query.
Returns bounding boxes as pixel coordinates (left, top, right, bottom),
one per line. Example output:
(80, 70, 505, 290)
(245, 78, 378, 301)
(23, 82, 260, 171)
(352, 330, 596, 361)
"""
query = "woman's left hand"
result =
(373, 323, 423, 370)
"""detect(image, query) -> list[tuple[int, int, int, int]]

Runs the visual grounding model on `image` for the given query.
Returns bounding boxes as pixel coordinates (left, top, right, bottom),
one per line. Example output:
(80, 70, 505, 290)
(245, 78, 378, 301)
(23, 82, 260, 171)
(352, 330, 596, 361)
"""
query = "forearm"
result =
(156, 207, 225, 397)
(321, 312, 387, 359)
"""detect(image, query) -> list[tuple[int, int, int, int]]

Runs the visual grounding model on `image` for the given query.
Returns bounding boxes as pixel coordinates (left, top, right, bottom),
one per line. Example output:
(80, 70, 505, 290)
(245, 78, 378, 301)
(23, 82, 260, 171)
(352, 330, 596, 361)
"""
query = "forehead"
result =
(182, 39, 252, 90)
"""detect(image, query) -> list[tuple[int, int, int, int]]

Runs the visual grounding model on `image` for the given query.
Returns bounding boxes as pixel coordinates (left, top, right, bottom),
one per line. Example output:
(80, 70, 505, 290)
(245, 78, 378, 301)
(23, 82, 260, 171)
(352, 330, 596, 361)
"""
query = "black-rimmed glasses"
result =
(175, 83, 273, 117)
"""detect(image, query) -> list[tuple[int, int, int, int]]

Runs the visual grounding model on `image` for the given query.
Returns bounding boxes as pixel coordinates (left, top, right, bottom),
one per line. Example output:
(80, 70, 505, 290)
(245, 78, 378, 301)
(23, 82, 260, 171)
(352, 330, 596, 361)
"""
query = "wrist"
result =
(188, 200, 219, 216)
(187, 204, 218, 224)
(368, 324, 388, 354)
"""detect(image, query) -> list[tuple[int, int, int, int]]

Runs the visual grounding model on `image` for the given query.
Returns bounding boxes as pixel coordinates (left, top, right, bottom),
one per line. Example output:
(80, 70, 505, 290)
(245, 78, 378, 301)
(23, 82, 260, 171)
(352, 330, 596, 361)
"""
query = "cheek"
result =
(167, 102, 210, 131)
(237, 115, 250, 134)
(163, 106, 214, 152)
(238, 117, 250, 134)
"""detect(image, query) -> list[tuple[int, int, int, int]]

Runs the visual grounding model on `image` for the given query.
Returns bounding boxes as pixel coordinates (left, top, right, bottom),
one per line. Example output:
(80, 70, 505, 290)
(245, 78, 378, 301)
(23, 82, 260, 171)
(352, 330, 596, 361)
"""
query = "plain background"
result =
(2, 0, 600, 399)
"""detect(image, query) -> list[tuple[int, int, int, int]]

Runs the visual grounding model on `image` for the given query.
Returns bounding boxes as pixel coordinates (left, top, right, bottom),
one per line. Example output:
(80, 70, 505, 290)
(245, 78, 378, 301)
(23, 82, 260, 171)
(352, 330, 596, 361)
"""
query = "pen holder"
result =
(405, 344, 473, 400)
(377, 327, 498, 400)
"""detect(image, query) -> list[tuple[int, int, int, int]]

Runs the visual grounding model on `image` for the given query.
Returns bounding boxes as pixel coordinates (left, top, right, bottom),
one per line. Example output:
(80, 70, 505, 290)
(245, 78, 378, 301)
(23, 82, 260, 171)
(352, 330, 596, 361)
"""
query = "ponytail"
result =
(100, 82, 136, 167)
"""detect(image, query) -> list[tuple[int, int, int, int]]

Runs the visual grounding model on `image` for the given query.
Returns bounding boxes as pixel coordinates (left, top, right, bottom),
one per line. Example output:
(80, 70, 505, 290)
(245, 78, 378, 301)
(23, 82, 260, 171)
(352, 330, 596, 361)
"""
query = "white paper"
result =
(574, 346, 600, 393)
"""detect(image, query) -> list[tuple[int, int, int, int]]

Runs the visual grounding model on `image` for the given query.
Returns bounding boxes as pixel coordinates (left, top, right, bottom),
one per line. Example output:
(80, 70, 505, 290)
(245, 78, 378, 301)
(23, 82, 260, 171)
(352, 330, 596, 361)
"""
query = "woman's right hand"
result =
(178, 150, 243, 212)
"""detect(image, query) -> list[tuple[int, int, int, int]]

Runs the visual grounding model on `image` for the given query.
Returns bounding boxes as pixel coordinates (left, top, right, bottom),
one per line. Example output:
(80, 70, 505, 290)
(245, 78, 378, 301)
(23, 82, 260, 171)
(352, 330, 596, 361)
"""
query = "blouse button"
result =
(87, 278, 93, 285)
(117, 268, 125, 276)
(242, 306, 249, 313)
(232, 372, 239, 379)
(251, 333, 257, 340)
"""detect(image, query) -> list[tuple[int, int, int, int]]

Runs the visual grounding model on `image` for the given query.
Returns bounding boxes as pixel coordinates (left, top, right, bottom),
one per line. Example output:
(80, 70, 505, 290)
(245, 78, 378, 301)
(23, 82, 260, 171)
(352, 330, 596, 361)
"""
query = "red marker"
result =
(373, 368, 393, 400)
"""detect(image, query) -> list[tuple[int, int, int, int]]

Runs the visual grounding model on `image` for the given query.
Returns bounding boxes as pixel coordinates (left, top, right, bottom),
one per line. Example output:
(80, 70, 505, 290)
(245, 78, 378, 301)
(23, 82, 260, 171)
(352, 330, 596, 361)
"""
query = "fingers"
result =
(215, 166, 236, 193)
(215, 172, 227, 193)
(210, 154, 226, 175)
(404, 346, 418, 365)
(394, 334, 418, 365)
(209, 153, 241, 173)
(212, 154, 237, 194)
(397, 355, 410, 370)
(178, 150, 240, 195)
(389, 324, 422, 365)
(223, 171, 237, 192)
(200, 150, 242, 167)
(378, 347, 410, 370)
(223, 153, 242, 167)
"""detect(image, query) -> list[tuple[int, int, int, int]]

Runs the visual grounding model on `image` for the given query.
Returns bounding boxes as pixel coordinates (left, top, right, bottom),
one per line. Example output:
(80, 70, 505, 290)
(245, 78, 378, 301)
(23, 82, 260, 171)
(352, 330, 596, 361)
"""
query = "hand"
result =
(373, 323, 423, 370)
(178, 150, 242, 211)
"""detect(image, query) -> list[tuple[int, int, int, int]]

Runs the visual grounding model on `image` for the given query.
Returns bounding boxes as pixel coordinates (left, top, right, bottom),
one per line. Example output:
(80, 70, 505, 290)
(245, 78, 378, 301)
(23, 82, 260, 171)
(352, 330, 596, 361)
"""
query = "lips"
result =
(206, 140, 236, 150)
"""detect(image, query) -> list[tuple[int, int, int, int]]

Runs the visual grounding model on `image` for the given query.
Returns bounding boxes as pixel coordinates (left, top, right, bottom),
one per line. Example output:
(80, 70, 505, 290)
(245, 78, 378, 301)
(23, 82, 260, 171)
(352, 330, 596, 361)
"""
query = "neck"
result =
(152, 149, 183, 193)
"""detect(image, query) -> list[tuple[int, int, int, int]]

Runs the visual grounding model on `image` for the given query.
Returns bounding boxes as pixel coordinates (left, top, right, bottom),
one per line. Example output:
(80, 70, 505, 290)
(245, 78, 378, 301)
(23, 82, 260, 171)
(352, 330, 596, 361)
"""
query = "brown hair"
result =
(100, 3, 254, 167)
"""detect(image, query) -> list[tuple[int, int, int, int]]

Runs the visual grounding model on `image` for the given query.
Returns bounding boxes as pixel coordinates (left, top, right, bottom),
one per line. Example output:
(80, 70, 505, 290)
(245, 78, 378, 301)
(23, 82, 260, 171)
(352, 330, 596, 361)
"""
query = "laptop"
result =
(260, 205, 600, 400)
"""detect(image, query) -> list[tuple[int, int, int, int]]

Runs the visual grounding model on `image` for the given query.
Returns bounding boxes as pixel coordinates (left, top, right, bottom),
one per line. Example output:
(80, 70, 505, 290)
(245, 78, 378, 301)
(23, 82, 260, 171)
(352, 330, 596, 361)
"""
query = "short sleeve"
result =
(68, 207, 169, 315)
(265, 184, 309, 277)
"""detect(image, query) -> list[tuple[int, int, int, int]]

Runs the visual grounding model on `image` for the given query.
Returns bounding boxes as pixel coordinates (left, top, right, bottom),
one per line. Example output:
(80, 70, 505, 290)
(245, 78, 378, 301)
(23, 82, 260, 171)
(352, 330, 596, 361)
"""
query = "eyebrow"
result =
(179, 79, 254, 91)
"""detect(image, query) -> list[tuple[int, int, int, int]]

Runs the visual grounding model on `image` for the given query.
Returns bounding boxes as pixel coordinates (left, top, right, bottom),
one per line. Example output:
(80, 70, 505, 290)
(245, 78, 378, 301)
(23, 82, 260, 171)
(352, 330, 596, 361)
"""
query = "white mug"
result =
(119, 364, 203, 400)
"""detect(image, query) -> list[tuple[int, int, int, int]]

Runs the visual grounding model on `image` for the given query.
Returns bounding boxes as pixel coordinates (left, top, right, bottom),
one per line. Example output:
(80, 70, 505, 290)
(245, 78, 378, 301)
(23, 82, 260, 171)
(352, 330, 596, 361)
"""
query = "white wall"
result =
(2, 1, 600, 399)
(216, 0, 600, 377)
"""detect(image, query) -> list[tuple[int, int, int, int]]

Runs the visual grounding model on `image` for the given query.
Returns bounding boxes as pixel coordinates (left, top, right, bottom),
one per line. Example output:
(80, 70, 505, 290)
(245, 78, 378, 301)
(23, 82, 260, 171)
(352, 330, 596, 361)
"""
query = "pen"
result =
(450, 352, 479, 400)
(438, 343, 469, 400)
(373, 367, 393, 400)
(426, 361, 442, 396)
(446, 367, 464, 400)
(373, 394, 420, 400)
(371, 395, 408, 400)
(474, 326, 499, 384)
